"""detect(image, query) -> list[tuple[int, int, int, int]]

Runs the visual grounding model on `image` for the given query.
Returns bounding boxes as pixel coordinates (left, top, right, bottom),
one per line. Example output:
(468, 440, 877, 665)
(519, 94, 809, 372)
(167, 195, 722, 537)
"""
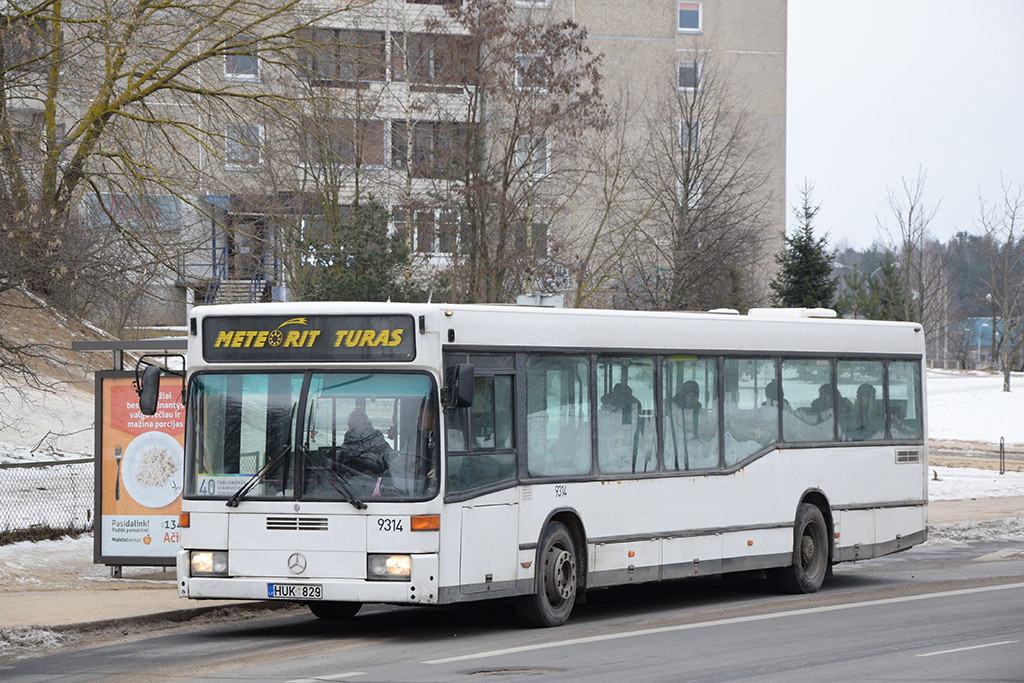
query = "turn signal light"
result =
(411, 514, 440, 531)
(178, 512, 190, 528)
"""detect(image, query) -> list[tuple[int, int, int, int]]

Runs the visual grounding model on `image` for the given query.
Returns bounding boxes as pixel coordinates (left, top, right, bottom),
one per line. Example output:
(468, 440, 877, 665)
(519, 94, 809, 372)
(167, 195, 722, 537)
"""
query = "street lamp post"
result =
(978, 320, 990, 368)
(986, 293, 997, 369)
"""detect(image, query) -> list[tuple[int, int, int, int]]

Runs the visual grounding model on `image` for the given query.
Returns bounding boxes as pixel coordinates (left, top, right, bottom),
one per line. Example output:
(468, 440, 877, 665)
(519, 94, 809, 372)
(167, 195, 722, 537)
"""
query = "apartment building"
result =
(3, 1, 786, 322)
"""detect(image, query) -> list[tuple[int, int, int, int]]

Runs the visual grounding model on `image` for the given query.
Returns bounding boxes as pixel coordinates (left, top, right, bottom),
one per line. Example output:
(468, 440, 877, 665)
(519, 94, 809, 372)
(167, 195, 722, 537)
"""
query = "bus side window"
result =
(447, 374, 515, 493)
(526, 355, 591, 477)
(888, 361, 922, 439)
(837, 360, 885, 441)
(780, 358, 834, 443)
(597, 356, 656, 474)
(722, 358, 778, 466)
(663, 356, 719, 471)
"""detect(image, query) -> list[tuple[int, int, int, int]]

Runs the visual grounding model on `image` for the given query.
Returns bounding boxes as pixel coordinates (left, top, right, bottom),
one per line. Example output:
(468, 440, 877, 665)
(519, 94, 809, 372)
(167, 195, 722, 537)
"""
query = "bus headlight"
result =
(367, 554, 411, 581)
(190, 550, 228, 576)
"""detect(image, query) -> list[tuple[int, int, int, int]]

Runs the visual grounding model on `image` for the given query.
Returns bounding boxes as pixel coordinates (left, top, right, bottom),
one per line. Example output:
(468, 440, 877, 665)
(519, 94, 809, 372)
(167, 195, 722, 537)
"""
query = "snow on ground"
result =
(0, 535, 114, 589)
(927, 369, 1024, 446)
(926, 517, 1024, 545)
(929, 466, 1024, 500)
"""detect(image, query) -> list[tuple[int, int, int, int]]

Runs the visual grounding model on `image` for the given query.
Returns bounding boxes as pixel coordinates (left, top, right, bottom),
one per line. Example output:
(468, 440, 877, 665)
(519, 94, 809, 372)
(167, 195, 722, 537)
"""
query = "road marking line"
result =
(423, 582, 1024, 665)
(287, 674, 366, 683)
(916, 640, 1018, 658)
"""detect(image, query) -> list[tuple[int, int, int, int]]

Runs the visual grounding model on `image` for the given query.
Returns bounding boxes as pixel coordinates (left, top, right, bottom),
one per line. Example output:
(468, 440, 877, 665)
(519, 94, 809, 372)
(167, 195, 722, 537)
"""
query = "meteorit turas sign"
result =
(202, 314, 416, 363)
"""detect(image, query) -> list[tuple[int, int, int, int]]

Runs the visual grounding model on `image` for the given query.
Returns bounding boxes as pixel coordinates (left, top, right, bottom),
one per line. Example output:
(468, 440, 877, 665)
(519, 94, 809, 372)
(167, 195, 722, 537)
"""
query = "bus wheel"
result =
(770, 503, 829, 594)
(308, 601, 361, 620)
(515, 521, 578, 628)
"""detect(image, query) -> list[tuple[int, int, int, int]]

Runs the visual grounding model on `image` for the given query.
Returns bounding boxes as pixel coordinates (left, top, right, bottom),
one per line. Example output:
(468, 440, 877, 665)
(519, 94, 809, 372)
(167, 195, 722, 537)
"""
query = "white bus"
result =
(145, 303, 927, 627)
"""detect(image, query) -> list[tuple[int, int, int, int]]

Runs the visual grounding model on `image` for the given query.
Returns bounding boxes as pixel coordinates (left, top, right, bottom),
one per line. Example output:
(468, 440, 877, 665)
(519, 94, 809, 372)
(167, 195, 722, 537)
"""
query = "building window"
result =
(394, 207, 459, 255)
(392, 33, 478, 86)
(1, 17, 48, 72)
(296, 28, 386, 86)
(679, 121, 699, 151)
(514, 220, 549, 259)
(677, 60, 700, 91)
(678, 2, 702, 33)
(515, 135, 548, 177)
(225, 44, 260, 81)
(514, 52, 548, 90)
(391, 120, 471, 179)
(676, 177, 702, 211)
(416, 209, 457, 254)
(225, 123, 263, 169)
(301, 118, 386, 167)
(87, 194, 184, 234)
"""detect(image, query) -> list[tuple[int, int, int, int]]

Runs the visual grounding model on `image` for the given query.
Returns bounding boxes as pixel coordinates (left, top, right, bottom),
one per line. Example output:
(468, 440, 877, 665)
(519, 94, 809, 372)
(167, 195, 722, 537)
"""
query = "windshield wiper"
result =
(226, 444, 291, 508)
(302, 446, 367, 510)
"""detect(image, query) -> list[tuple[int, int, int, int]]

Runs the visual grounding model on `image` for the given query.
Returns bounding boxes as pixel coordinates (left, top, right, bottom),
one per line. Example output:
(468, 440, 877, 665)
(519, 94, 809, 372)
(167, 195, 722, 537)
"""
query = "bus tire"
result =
(308, 601, 361, 621)
(515, 521, 578, 628)
(770, 503, 829, 594)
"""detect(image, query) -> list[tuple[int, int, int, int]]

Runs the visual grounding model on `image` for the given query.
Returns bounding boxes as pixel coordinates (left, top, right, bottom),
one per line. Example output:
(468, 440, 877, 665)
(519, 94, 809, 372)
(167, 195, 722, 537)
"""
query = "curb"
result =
(46, 600, 300, 635)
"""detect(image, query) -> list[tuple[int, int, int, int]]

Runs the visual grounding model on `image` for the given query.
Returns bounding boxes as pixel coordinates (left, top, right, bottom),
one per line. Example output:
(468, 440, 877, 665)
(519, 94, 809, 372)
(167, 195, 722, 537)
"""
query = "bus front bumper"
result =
(177, 550, 439, 605)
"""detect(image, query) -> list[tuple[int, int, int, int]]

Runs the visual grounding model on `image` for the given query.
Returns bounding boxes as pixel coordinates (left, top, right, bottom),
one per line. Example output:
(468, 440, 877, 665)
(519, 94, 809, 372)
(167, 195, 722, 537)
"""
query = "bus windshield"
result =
(185, 372, 439, 502)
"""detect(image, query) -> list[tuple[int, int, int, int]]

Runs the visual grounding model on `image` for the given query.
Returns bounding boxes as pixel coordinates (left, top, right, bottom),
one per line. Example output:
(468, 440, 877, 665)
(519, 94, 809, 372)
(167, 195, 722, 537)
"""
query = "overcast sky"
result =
(787, 0, 1024, 250)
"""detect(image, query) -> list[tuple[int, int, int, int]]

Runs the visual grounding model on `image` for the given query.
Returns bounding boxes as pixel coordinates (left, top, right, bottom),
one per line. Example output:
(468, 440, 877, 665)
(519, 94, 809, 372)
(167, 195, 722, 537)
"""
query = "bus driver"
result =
(338, 408, 394, 476)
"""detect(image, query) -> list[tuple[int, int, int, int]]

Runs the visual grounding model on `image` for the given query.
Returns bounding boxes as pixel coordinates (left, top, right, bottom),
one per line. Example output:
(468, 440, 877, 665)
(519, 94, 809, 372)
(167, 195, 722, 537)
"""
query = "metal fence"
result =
(0, 458, 94, 543)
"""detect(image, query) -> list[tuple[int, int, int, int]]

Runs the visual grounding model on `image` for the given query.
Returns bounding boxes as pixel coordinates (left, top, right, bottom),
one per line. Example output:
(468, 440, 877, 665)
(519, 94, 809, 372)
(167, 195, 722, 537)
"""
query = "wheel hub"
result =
(801, 534, 816, 568)
(545, 547, 576, 603)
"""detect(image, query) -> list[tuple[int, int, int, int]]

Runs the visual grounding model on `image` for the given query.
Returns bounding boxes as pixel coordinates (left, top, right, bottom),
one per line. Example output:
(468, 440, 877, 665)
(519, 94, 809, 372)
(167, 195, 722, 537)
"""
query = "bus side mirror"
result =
(137, 365, 162, 416)
(446, 363, 474, 409)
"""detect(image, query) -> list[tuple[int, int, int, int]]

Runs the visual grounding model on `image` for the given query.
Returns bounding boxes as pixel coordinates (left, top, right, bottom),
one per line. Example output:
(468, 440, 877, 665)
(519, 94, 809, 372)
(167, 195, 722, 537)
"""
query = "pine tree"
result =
(835, 253, 910, 320)
(294, 200, 423, 302)
(770, 183, 838, 308)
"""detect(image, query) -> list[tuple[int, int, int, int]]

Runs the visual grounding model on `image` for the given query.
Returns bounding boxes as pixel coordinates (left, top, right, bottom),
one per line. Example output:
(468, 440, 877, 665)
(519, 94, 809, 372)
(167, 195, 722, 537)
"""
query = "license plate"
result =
(267, 583, 323, 600)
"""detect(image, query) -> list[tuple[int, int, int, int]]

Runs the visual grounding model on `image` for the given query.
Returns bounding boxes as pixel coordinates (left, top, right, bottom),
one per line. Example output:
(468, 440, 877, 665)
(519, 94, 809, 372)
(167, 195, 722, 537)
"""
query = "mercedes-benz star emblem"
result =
(287, 552, 307, 575)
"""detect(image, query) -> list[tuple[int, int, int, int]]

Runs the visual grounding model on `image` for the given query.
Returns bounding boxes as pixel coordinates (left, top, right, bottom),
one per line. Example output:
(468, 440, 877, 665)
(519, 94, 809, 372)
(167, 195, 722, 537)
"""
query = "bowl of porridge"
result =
(121, 431, 184, 508)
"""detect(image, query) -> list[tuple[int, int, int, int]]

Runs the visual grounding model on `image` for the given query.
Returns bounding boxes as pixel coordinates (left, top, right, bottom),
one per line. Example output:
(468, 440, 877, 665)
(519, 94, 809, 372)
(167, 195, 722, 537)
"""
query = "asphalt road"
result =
(4, 541, 1024, 682)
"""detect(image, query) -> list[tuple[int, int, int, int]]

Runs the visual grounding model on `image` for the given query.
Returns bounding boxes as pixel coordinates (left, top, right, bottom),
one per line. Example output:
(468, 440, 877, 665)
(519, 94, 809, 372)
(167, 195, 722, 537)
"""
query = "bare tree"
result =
(564, 92, 657, 308)
(976, 180, 1024, 390)
(877, 169, 953, 356)
(0, 0, 351, 383)
(620, 42, 773, 311)
(430, 0, 606, 303)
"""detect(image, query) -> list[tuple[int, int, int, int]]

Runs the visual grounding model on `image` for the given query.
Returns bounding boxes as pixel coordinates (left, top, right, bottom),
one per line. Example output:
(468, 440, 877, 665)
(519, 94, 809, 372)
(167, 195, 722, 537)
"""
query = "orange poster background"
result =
(100, 376, 185, 516)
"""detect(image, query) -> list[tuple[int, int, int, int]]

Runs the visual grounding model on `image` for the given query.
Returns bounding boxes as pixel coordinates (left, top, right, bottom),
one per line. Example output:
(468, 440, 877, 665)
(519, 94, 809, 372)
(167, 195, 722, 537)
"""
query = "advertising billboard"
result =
(94, 371, 185, 565)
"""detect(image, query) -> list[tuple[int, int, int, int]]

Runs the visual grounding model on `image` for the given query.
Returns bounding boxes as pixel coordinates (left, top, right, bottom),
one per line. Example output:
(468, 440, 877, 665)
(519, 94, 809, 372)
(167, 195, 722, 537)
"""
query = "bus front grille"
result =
(266, 516, 329, 531)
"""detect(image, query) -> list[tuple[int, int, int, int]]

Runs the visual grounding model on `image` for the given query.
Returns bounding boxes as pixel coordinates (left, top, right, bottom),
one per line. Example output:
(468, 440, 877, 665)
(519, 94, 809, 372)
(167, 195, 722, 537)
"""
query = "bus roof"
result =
(188, 302, 925, 358)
